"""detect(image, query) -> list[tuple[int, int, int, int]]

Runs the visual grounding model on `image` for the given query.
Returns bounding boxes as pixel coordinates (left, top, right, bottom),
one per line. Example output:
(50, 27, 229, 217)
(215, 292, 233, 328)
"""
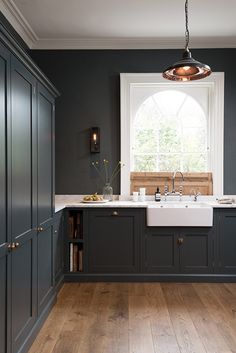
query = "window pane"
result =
(179, 96, 206, 127)
(134, 155, 156, 172)
(134, 129, 157, 154)
(159, 154, 181, 172)
(182, 154, 207, 172)
(182, 128, 206, 152)
(159, 118, 181, 153)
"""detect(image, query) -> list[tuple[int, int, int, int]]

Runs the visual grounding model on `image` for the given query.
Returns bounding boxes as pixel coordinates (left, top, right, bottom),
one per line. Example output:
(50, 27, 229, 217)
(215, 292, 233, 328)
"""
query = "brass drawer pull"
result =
(177, 237, 184, 245)
(112, 211, 118, 216)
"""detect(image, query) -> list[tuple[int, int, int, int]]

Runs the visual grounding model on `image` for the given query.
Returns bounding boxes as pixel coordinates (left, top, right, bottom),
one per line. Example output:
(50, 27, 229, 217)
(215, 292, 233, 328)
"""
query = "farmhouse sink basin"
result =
(147, 202, 213, 227)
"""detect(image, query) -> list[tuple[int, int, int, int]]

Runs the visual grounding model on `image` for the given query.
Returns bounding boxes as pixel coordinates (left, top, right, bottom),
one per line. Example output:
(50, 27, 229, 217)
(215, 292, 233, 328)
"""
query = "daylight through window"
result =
(132, 90, 208, 172)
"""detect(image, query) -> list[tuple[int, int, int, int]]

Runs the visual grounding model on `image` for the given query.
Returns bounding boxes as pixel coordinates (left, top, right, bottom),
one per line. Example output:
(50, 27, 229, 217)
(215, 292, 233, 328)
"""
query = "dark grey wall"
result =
(30, 49, 236, 195)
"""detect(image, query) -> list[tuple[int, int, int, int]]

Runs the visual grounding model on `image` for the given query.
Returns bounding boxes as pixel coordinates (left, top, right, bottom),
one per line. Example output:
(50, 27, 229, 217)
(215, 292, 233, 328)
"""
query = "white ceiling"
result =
(1, 0, 236, 49)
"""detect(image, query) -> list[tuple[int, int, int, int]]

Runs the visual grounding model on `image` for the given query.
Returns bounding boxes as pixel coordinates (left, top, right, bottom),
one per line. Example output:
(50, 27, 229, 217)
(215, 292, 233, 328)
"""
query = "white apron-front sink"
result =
(147, 202, 213, 227)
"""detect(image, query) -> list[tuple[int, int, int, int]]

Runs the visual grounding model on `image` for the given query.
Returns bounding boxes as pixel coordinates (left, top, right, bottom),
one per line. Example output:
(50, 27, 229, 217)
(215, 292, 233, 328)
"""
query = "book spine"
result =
(69, 243, 73, 272)
(73, 244, 78, 272)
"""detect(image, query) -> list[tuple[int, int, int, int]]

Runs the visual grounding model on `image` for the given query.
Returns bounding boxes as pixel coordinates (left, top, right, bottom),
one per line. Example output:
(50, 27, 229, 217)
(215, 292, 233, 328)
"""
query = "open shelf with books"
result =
(68, 210, 83, 240)
(69, 242, 83, 272)
(66, 210, 84, 273)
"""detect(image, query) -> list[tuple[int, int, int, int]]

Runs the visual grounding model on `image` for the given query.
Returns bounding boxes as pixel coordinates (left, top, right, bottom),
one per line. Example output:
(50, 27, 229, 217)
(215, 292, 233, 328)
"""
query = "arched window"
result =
(132, 90, 208, 172)
(120, 73, 224, 195)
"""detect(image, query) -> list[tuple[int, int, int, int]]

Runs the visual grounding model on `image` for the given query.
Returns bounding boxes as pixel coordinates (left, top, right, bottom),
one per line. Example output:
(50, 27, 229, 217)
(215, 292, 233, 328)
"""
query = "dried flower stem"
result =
(91, 161, 105, 184)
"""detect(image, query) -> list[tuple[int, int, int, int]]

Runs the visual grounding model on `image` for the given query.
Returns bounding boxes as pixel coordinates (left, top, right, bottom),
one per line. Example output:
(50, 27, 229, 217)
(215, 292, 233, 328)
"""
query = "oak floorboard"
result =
(144, 283, 181, 353)
(179, 283, 229, 353)
(161, 283, 207, 353)
(28, 283, 236, 353)
(193, 283, 236, 353)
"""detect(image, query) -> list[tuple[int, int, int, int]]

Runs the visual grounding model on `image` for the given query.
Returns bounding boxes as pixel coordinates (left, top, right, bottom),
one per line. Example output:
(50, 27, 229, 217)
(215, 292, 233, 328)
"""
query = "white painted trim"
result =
(0, 0, 37, 48)
(120, 73, 224, 196)
(32, 36, 236, 50)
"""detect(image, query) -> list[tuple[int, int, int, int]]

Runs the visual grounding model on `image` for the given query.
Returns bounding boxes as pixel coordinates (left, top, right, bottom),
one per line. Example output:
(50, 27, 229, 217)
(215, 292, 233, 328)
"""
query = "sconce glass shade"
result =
(163, 49, 212, 81)
(90, 127, 100, 153)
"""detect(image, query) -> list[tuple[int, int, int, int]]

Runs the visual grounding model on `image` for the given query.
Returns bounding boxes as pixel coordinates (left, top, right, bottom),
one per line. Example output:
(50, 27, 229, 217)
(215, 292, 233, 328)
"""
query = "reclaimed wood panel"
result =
(130, 172, 213, 195)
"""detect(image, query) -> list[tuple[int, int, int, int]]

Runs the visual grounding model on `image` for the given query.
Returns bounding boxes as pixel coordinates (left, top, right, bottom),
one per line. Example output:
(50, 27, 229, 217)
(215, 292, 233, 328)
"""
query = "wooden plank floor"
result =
(29, 283, 236, 353)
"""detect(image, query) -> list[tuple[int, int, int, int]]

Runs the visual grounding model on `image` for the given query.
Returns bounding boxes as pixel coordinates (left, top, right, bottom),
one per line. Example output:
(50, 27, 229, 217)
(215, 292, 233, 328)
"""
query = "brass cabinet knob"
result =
(8, 242, 20, 251)
(112, 211, 118, 216)
(177, 237, 184, 245)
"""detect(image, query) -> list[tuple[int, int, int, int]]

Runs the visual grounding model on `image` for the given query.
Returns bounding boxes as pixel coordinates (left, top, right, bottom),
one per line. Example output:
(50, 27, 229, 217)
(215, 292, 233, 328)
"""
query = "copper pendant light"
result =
(163, 0, 212, 81)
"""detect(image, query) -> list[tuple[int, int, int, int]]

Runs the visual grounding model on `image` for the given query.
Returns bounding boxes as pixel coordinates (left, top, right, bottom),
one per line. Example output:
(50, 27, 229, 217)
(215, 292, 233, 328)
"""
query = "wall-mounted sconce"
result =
(90, 127, 100, 153)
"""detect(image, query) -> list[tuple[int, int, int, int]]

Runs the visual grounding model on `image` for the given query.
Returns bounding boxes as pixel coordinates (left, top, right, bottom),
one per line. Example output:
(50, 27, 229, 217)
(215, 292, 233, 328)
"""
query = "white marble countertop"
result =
(55, 195, 236, 213)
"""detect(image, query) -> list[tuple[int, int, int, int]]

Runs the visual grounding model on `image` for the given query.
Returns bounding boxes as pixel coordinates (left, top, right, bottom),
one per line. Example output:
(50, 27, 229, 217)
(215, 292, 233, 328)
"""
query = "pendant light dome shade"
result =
(163, 0, 212, 82)
(163, 49, 212, 81)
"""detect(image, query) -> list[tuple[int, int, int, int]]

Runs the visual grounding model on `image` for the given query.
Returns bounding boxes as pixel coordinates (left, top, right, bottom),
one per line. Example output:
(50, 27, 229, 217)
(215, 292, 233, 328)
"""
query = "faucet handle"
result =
(164, 184, 168, 194)
(179, 185, 183, 195)
(190, 189, 201, 201)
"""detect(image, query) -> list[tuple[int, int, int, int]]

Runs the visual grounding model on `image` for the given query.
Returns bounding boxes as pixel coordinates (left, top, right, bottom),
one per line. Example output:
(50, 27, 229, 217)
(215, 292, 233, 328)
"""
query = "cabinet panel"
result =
(0, 257, 7, 353)
(180, 228, 213, 273)
(11, 59, 37, 238)
(38, 226, 54, 314)
(217, 210, 236, 273)
(145, 228, 179, 273)
(53, 212, 64, 286)
(37, 83, 54, 225)
(0, 42, 10, 353)
(11, 237, 37, 353)
(88, 209, 140, 273)
(11, 58, 37, 353)
(0, 44, 8, 248)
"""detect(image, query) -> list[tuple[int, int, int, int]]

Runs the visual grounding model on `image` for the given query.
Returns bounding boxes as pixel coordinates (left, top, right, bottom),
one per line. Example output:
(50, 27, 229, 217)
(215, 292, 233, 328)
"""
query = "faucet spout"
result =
(172, 171, 184, 193)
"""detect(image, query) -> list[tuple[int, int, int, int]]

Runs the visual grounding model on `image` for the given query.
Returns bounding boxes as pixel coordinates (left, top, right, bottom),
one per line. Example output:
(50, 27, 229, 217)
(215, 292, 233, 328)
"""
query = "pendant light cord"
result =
(185, 0, 190, 50)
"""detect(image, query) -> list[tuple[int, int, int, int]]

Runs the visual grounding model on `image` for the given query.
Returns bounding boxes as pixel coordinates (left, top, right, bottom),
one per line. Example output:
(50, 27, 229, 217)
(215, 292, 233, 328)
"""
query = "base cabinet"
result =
(215, 209, 236, 274)
(145, 227, 213, 274)
(88, 209, 142, 273)
(180, 229, 213, 273)
(144, 229, 179, 273)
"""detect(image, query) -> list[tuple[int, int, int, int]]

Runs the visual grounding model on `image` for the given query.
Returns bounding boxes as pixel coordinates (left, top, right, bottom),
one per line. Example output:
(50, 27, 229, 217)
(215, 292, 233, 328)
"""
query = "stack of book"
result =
(69, 243, 83, 272)
(68, 213, 83, 239)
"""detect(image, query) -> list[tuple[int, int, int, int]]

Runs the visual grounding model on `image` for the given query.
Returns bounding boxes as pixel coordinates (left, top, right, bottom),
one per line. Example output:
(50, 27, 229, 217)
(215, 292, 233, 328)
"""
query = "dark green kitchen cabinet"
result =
(144, 228, 179, 273)
(37, 82, 55, 227)
(37, 82, 55, 315)
(10, 56, 38, 353)
(215, 209, 236, 274)
(88, 209, 143, 273)
(0, 41, 10, 353)
(144, 227, 213, 274)
(180, 228, 213, 273)
(0, 23, 59, 353)
(53, 211, 64, 289)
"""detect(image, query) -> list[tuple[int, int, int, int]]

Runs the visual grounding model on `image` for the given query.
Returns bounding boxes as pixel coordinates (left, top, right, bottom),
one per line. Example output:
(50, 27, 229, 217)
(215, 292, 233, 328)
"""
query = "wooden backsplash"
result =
(130, 172, 213, 195)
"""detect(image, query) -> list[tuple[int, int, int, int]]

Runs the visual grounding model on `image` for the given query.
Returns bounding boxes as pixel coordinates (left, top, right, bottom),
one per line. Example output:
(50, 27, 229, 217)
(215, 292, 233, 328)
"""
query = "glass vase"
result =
(103, 183, 113, 201)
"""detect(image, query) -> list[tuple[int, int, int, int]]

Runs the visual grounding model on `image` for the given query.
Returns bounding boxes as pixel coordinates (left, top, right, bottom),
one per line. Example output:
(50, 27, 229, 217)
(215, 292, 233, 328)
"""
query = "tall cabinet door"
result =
(37, 83, 55, 315)
(0, 42, 10, 353)
(10, 57, 37, 353)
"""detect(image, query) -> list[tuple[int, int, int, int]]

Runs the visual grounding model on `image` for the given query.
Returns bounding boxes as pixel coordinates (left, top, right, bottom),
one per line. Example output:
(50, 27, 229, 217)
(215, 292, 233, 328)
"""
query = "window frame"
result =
(120, 73, 224, 196)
